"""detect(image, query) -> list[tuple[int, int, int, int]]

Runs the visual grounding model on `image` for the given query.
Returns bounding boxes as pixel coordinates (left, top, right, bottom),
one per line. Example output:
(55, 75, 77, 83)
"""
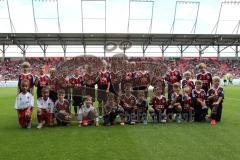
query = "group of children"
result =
(14, 59, 224, 129)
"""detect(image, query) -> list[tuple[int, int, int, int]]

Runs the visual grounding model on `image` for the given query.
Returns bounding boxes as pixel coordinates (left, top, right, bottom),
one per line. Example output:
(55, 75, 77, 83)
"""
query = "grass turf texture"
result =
(0, 86, 240, 160)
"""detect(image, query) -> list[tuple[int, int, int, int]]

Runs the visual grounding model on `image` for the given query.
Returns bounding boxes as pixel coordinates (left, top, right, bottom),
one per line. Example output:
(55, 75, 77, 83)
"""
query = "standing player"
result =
(35, 65, 49, 98)
(151, 65, 166, 96)
(69, 67, 84, 116)
(134, 63, 150, 98)
(109, 61, 122, 96)
(15, 80, 34, 129)
(182, 71, 195, 91)
(207, 76, 224, 125)
(36, 87, 54, 129)
(96, 60, 111, 117)
(18, 62, 34, 95)
(196, 63, 212, 94)
(83, 64, 98, 102)
(165, 59, 182, 99)
(59, 67, 70, 102)
(122, 61, 136, 93)
(48, 68, 59, 103)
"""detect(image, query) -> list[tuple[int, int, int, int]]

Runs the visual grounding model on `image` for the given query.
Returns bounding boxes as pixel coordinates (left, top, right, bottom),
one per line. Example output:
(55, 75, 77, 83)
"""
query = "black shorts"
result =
(72, 95, 83, 106)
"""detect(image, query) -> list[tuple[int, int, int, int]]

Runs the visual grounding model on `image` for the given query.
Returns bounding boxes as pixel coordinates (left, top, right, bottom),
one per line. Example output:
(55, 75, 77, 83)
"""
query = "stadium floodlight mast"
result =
(32, 0, 61, 33)
(212, 0, 240, 34)
(81, 0, 106, 33)
(127, 0, 154, 34)
(0, 0, 15, 33)
(170, 1, 200, 34)
(81, 0, 106, 57)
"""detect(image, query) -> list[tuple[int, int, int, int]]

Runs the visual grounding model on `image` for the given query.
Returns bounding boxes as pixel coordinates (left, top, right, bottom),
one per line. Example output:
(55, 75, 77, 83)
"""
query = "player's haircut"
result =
(49, 67, 56, 73)
(173, 82, 181, 88)
(195, 80, 202, 85)
(169, 58, 176, 63)
(57, 89, 65, 95)
(153, 86, 162, 93)
(20, 79, 30, 87)
(84, 95, 92, 102)
(102, 59, 108, 65)
(130, 61, 136, 66)
(183, 71, 191, 77)
(199, 63, 206, 69)
(212, 76, 220, 81)
(21, 62, 30, 68)
(41, 86, 50, 93)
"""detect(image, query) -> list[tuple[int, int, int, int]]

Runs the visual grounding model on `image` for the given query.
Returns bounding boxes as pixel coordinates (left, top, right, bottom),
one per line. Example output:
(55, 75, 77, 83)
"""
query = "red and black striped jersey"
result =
(49, 77, 58, 92)
(54, 99, 70, 113)
(35, 74, 49, 88)
(182, 79, 195, 91)
(169, 93, 183, 106)
(150, 95, 167, 111)
(207, 87, 224, 104)
(98, 71, 110, 86)
(135, 71, 150, 87)
(182, 95, 193, 112)
(59, 76, 69, 89)
(165, 69, 182, 85)
(83, 73, 97, 86)
(18, 73, 34, 90)
(69, 76, 83, 87)
(151, 76, 165, 88)
(191, 89, 206, 101)
(196, 72, 212, 90)
(120, 94, 136, 109)
(110, 71, 121, 85)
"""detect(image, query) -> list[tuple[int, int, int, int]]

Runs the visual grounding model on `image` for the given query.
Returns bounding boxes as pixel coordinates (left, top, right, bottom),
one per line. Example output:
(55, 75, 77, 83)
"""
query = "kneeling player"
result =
(15, 80, 34, 129)
(136, 91, 148, 123)
(149, 87, 167, 123)
(192, 80, 208, 122)
(182, 87, 194, 122)
(119, 83, 137, 125)
(78, 96, 99, 127)
(36, 87, 54, 129)
(103, 94, 124, 126)
(168, 83, 183, 123)
(207, 76, 224, 125)
(54, 89, 71, 126)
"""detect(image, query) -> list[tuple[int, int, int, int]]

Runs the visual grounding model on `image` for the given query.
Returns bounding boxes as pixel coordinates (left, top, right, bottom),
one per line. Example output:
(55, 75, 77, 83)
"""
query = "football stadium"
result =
(0, 0, 240, 160)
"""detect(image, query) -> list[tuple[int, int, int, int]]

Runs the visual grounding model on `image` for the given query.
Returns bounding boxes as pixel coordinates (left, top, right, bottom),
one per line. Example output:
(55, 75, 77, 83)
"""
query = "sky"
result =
(0, 0, 240, 57)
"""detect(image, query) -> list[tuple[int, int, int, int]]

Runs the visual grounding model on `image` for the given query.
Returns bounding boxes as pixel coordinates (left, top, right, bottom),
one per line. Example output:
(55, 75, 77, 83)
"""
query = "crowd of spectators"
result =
(0, 57, 239, 80)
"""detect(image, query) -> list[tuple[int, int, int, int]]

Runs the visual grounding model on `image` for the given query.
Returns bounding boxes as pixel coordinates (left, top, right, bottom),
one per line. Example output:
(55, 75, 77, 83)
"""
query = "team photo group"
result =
(15, 58, 224, 129)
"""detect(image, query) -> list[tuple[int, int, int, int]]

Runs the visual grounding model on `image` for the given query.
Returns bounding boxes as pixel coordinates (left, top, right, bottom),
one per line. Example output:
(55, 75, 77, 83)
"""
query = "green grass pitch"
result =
(0, 86, 240, 160)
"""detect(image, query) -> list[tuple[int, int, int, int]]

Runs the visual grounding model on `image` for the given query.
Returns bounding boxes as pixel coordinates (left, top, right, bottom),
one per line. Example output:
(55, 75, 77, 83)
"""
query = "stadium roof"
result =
(0, 33, 239, 46)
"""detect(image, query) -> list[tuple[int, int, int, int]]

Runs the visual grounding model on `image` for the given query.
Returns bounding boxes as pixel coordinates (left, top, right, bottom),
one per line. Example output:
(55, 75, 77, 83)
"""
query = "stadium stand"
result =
(0, 57, 239, 80)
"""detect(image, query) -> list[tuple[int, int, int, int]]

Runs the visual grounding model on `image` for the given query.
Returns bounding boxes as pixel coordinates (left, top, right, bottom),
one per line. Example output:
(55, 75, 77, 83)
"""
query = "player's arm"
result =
(34, 76, 39, 87)
(14, 95, 19, 110)
(30, 94, 34, 108)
